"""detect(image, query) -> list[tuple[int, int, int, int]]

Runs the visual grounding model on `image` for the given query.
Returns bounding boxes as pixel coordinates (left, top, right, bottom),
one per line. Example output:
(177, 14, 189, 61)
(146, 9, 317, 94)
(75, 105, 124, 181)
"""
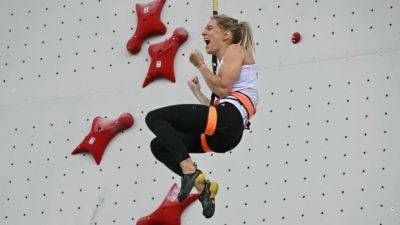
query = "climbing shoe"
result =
(199, 179, 219, 218)
(178, 169, 205, 202)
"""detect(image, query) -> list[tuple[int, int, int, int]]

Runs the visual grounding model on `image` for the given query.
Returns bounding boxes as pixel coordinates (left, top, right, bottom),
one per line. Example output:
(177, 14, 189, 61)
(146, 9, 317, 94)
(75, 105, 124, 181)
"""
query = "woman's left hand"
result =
(189, 50, 205, 68)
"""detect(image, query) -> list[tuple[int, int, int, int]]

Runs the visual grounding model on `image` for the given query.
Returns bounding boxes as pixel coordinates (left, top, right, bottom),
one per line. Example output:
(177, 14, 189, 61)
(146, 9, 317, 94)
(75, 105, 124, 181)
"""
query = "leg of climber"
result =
(145, 104, 210, 202)
(150, 134, 217, 219)
(151, 137, 208, 191)
(146, 101, 245, 218)
(150, 138, 184, 176)
(150, 137, 207, 194)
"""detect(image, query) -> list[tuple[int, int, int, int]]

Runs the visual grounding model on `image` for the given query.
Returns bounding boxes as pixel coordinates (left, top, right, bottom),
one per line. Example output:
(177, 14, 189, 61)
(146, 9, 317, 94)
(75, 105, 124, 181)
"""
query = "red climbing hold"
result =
(127, 0, 167, 54)
(137, 183, 199, 225)
(292, 32, 301, 44)
(72, 113, 134, 165)
(142, 27, 188, 87)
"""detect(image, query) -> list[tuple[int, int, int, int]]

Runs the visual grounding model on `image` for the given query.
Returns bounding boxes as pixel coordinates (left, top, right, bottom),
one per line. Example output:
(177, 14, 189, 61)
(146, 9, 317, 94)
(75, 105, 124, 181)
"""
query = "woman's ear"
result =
(223, 30, 233, 43)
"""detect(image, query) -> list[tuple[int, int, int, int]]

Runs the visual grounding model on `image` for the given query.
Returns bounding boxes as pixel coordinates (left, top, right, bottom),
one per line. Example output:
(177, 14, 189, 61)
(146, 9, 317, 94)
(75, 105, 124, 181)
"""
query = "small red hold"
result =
(127, 0, 167, 54)
(136, 183, 199, 225)
(72, 113, 134, 165)
(142, 27, 188, 87)
(292, 32, 301, 44)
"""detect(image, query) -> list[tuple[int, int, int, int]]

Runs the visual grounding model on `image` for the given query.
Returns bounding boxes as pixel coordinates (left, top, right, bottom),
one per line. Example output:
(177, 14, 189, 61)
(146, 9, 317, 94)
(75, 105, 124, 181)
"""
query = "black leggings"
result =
(145, 102, 244, 176)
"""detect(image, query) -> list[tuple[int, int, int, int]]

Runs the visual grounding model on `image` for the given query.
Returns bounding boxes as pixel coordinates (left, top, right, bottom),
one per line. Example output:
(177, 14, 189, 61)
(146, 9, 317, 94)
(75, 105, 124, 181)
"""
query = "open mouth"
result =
(204, 39, 211, 46)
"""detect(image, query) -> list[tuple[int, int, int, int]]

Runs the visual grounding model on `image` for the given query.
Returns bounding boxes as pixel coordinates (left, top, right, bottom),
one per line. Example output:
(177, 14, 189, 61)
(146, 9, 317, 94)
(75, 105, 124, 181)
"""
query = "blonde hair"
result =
(211, 14, 255, 54)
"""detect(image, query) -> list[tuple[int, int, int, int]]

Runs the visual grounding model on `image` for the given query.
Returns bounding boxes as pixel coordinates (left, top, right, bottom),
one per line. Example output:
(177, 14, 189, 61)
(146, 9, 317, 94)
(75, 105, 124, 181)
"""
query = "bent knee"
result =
(145, 110, 157, 128)
(150, 138, 162, 156)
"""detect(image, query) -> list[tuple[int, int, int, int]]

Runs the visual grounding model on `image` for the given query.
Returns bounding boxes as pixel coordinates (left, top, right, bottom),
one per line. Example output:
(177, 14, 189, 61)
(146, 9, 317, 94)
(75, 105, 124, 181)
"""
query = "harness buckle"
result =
(245, 121, 251, 130)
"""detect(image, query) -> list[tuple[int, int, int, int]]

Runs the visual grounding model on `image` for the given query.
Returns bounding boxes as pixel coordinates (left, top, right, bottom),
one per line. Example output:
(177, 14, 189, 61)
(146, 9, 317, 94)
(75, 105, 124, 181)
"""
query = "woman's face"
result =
(202, 19, 230, 55)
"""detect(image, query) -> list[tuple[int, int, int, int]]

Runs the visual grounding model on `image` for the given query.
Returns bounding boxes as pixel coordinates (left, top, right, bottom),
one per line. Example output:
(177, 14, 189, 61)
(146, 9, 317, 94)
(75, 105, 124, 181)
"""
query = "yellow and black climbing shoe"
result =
(199, 179, 219, 218)
(178, 169, 205, 202)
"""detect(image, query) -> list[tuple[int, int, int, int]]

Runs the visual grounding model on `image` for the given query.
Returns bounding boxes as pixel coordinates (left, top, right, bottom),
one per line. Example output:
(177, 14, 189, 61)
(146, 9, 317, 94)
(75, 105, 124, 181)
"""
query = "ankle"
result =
(180, 159, 196, 174)
(182, 168, 195, 174)
(195, 183, 205, 193)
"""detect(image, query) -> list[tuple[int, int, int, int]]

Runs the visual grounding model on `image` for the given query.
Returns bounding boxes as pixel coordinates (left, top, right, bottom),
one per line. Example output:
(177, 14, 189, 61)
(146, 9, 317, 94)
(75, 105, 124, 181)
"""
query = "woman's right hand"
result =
(187, 75, 201, 94)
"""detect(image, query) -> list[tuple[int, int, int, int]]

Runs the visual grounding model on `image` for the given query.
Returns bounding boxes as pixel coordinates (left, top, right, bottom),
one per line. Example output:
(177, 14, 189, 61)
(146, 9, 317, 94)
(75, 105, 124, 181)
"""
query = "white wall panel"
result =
(0, 0, 399, 225)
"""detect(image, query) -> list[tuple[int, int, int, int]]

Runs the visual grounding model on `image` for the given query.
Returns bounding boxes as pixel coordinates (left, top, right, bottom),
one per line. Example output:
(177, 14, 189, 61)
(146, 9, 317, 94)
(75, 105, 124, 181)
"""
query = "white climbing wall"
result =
(0, 0, 399, 224)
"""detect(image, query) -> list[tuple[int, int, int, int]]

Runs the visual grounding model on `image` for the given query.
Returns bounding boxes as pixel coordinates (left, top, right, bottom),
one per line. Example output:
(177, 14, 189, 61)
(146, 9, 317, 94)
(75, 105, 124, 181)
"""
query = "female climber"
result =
(145, 14, 259, 219)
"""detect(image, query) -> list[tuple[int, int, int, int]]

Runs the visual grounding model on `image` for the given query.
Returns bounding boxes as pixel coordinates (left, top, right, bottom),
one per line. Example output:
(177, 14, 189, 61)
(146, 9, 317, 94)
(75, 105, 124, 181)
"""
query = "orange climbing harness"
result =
(200, 91, 256, 153)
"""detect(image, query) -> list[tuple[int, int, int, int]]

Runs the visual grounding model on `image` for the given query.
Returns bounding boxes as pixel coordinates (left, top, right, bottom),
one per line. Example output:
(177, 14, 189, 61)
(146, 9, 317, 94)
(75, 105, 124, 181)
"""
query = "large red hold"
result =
(72, 113, 134, 165)
(142, 27, 188, 87)
(136, 183, 199, 225)
(127, 0, 167, 54)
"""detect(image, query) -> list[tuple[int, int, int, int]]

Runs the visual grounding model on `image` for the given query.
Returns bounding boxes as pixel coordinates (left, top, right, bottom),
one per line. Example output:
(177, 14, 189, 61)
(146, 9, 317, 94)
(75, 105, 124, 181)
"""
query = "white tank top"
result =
(216, 58, 259, 126)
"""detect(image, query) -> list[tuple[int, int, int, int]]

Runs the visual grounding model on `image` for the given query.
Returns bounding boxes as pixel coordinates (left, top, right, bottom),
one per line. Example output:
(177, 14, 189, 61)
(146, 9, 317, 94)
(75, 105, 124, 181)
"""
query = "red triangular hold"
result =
(127, 0, 167, 54)
(137, 183, 199, 225)
(142, 27, 188, 87)
(72, 113, 134, 165)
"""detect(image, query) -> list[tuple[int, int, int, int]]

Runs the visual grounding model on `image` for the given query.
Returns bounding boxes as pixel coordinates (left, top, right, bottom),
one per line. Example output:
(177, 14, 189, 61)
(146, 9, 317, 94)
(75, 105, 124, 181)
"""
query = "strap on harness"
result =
(200, 91, 256, 152)
(201, 105, 217, 153)
(230, 91, 256, 119)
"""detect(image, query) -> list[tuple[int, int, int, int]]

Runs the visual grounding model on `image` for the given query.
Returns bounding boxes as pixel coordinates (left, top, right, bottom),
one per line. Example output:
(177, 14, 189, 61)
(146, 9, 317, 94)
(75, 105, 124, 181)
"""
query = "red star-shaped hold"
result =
(137, 183, 199, 225)
(142, 27, 188, 87)
(127, 0, 167, 54)
(72, 113, 134, 165)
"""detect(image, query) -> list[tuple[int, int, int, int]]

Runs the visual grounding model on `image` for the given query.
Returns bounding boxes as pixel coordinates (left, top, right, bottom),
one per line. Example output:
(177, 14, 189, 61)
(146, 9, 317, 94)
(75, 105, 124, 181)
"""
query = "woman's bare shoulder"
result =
(225, 44, 255, 64)
(225, 44, 246, 60)
(229, 44, 255, 65)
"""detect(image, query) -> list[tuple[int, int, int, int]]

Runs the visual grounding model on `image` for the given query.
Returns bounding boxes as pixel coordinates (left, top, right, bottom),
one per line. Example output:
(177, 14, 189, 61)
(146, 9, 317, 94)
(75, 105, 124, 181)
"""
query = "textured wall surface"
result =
(0, 0, 399, 225)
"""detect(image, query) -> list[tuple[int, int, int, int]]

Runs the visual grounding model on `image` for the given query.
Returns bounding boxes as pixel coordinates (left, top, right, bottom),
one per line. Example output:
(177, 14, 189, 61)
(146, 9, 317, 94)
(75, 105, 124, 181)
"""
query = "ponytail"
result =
(239, 21, 255, 54)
